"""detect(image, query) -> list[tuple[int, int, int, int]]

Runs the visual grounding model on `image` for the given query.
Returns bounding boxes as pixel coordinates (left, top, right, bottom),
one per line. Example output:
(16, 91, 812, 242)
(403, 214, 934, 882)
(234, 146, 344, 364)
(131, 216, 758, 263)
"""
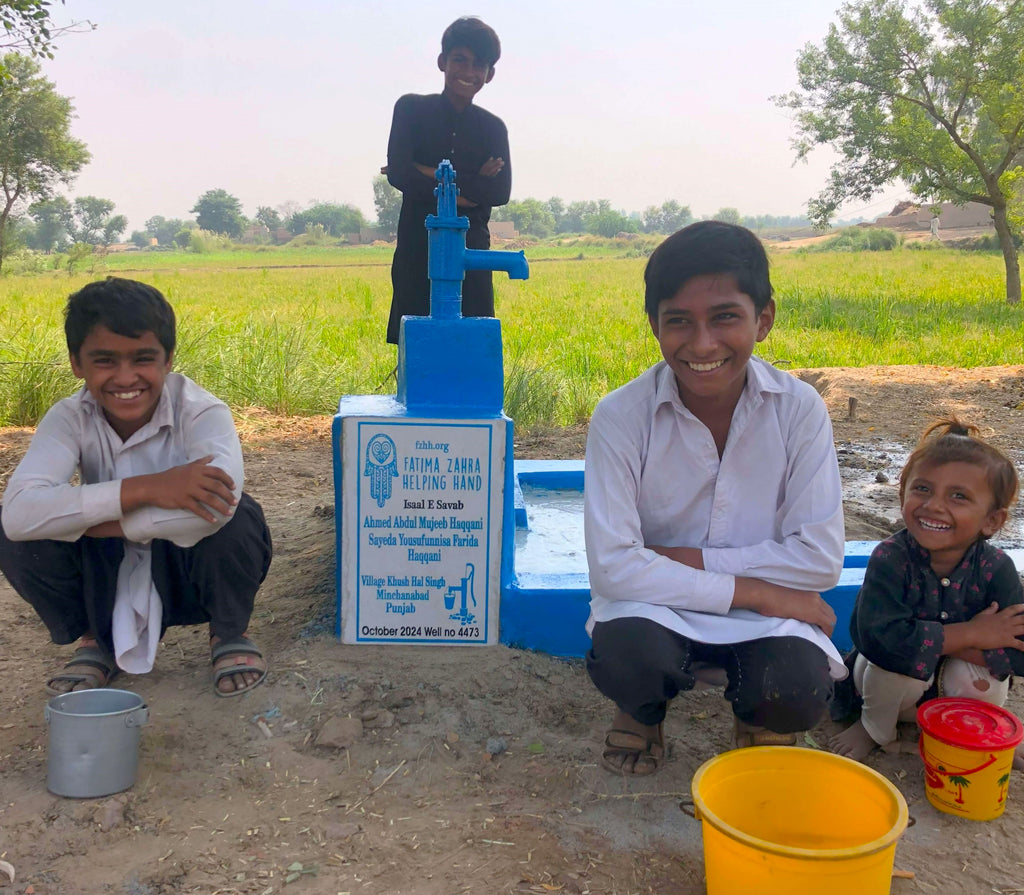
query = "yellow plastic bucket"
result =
(917, 698, 1023, 821)
(690, 746, 908, 895)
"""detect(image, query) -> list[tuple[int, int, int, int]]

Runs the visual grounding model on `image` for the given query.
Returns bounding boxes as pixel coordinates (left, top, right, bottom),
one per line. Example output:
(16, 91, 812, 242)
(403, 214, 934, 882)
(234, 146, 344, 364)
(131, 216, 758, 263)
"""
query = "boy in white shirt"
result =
(0, 278, 272, 696)
(585, 222, 847, 775)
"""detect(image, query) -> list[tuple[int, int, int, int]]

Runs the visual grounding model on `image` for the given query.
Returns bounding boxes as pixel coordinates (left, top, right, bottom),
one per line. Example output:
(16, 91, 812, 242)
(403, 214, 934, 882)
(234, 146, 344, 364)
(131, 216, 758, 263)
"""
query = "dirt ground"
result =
(2, 365, 1024, 895)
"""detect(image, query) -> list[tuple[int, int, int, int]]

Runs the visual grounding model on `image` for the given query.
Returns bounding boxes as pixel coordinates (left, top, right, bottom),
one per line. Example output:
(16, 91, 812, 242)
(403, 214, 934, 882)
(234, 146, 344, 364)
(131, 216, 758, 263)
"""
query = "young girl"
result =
(831, 418, 1024, 763)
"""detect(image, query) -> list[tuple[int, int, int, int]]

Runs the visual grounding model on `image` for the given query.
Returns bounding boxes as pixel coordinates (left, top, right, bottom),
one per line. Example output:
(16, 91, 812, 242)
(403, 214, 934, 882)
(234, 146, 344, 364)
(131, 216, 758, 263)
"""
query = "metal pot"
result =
(44, 688, 148, 798)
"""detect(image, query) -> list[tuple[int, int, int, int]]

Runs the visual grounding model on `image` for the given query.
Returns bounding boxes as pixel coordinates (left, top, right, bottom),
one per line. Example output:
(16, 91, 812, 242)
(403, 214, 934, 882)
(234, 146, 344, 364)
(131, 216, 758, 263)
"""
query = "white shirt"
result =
(584, 357, 847, 679)
(2, 372, 243, 673)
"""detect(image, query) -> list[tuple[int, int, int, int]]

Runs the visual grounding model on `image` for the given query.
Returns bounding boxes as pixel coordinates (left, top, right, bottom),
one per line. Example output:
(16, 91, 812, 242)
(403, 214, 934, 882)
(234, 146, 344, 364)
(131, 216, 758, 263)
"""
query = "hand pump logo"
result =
(364, 434, 398, 507)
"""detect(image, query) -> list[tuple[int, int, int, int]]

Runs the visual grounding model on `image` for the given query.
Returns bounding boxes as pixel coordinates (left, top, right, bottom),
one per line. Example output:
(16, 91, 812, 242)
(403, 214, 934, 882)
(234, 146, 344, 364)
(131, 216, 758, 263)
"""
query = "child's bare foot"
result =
(830, 719, 886, 761)
(601, 709, 664, 775)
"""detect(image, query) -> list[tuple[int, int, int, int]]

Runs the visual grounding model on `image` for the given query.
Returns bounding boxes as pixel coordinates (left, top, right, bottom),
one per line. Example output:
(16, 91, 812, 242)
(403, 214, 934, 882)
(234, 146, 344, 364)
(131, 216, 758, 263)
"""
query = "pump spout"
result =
(463, 247, 529, 280)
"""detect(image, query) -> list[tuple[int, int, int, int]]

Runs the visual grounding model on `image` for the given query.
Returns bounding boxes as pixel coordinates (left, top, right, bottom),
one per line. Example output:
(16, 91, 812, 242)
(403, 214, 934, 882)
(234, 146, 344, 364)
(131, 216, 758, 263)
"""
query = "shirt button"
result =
(940, 577, 951, 586)
(940, 611, 949, 620)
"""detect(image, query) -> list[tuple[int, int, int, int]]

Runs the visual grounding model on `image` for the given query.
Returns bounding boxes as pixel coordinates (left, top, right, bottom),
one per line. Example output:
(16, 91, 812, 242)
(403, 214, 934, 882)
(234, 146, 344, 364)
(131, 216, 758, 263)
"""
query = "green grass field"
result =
(1, 245, 1021, 427)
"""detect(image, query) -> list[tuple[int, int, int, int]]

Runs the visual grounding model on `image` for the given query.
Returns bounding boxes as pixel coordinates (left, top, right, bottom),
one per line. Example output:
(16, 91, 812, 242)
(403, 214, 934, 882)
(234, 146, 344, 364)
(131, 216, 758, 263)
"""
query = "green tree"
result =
(0, 52, 88, 269)
(287, 202, 365, 238)
(777, 0, 1024, 304)
(70, 195, 125, 245)
(545, 196, 565, 231)
(642, 200, 693, 234)
(191, 188, 244, 237)
(254, 205, 282, 233)
(497, 198, 555, 237)
(0, 2, 93, 76)
(143, 215, 191, 246)
(559, 200, 597, 233)
(372, 175, 401, 237)
(586, 207, 638, 237)
(712, 207, 742, 225)
(27, 194, 70, 250)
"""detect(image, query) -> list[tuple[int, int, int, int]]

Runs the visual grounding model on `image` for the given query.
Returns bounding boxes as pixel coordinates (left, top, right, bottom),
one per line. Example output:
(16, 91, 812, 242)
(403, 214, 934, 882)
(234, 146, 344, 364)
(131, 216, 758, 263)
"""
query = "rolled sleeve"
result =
(1, 405, 124, 542)
(119, 403, 243, 547)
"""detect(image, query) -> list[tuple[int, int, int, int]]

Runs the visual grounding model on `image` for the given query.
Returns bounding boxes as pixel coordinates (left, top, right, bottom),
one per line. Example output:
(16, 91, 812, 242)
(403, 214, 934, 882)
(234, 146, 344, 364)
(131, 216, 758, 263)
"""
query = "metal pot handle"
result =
(125, 704, 149, 728)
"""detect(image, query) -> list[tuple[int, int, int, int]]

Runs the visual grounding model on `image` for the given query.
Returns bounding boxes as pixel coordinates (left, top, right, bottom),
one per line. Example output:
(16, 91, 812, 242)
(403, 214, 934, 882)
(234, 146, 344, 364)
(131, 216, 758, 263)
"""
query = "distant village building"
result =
(241, 222, 271, 243)
(489, 221, 518, 240)
(358, 226, 389, 243)
(873, 200, 993, 232)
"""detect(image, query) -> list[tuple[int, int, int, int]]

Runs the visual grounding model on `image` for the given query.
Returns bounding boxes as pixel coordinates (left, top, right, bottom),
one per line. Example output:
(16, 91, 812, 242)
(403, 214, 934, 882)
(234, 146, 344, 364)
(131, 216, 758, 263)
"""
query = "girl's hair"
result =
(899, 417, 1018, 518)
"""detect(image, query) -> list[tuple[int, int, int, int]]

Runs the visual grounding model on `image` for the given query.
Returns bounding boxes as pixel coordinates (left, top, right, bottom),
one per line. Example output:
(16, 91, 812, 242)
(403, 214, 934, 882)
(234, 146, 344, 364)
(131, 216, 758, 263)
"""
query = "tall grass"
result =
(1, 247, 1022, 428)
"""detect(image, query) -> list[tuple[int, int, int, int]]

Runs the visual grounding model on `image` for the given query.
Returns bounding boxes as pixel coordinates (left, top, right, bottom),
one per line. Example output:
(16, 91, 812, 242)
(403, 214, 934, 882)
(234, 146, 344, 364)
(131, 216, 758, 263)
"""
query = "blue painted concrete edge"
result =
(501, 458, 870, 658)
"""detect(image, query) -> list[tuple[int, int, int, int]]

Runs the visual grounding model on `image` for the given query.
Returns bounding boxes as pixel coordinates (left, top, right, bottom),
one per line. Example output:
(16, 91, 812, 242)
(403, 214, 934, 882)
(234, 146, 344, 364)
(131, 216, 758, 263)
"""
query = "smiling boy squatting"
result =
(0, 278, 272, 697)
(584, 221, 848, 774)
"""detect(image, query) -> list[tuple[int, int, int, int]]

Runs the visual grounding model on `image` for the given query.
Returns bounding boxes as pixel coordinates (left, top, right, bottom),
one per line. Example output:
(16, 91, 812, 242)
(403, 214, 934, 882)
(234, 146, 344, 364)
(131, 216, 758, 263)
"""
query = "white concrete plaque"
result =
(340, 417, 505, 645)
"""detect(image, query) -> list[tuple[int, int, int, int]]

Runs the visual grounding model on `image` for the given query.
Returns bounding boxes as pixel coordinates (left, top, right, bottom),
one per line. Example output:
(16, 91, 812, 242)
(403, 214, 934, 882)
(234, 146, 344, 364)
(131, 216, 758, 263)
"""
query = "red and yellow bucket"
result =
(917, 698, 1023, 821)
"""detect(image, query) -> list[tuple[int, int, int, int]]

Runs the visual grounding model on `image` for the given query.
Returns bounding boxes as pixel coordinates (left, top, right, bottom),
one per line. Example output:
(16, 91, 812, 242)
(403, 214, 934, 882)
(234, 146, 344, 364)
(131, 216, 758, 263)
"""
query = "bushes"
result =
(804, 228, 902, 252)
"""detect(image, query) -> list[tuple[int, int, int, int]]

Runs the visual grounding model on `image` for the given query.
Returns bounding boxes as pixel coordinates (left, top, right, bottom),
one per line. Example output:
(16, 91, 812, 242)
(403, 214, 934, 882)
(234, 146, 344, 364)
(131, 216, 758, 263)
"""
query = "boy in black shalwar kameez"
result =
(384, 17, 511, 345)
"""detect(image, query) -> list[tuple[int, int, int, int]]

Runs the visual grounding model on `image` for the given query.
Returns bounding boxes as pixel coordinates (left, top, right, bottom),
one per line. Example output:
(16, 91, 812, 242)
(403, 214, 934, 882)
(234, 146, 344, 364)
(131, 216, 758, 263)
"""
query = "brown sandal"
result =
(46, 644, 119, 695)
(601, 725, 665, 775)
(732, 718, 798, 749)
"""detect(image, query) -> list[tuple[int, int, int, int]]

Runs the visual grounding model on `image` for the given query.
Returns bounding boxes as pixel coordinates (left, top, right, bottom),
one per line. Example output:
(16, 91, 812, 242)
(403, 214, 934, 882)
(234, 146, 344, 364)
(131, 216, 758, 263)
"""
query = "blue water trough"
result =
(499, 458, 876, 658)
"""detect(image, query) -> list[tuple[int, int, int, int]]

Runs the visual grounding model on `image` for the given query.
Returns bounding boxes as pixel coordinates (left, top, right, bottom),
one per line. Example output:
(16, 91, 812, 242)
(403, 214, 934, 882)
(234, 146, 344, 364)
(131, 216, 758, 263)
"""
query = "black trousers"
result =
(386, 221, 495, 344)
(0, 493, 272, 658)
(587, 616, 833, 730)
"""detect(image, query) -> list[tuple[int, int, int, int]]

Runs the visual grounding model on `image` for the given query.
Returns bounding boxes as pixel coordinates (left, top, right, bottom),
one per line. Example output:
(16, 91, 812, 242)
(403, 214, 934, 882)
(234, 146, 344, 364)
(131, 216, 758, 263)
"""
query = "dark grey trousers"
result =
(587, 616, 833, 729)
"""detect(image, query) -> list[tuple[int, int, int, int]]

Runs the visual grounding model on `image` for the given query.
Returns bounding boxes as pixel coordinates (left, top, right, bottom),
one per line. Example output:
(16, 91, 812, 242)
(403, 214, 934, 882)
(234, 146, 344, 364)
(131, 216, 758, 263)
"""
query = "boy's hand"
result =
(122, 457, 237, 524)
(965, 602, 1024, 651)
(733, 578, 836, 637)
(479, 156, 504, 177)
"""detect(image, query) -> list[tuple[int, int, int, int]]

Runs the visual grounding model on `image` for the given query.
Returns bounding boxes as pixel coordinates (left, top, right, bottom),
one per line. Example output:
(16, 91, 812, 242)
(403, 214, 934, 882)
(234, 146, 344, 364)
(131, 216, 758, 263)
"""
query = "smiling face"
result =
(438, 45, 494, 109)
(649, 273, 774, 413)
(901, 460, 1007, 570)
(70, 324, 173, 441)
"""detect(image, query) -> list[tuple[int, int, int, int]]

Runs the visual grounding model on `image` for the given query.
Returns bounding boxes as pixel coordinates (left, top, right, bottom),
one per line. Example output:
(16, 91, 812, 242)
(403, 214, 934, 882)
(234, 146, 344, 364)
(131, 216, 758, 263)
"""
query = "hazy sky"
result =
(37, 0, 908, 231)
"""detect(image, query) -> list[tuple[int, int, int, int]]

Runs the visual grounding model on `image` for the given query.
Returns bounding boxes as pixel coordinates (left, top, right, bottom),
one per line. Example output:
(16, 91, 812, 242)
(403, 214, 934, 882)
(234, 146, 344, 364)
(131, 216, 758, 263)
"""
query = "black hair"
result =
(441, 17, 501, 67)
(65, 277, 176, 358)
(900, 417, 1018, 526)
(643, 221, 772, 318)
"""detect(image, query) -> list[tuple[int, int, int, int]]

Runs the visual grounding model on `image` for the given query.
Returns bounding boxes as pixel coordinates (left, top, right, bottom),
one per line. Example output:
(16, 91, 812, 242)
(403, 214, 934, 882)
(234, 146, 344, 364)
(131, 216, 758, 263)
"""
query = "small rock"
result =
(385, 689, 417, 709)
(393, 705, 423, 725)
(445, 731, 460, 744)
(324, 821, 361, 841)
(370, 763, 402, 786)
(875, 471, 889, 483)
(485, 737, 507, 756)
(94, 794, 128, 831)
(362, 709, 395, 729)
(316, 716, 363, 749)
(342, 684, 366, 705)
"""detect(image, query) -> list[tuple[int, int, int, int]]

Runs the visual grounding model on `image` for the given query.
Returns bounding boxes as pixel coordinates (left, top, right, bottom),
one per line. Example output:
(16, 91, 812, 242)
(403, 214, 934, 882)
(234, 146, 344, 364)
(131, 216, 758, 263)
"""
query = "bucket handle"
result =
(679, 800, 701, 820)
